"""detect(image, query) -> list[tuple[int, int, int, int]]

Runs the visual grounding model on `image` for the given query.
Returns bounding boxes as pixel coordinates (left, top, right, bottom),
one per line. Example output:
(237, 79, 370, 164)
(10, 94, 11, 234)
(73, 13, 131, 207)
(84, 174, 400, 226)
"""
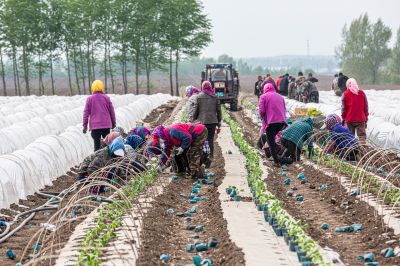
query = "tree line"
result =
(0, 0, 211, 96)
(336, 14, 400, 84)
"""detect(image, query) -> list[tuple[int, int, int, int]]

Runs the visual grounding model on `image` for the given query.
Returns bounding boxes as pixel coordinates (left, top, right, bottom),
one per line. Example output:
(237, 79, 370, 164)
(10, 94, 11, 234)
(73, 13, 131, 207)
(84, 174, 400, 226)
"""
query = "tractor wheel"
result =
(230, 99, 238, 111)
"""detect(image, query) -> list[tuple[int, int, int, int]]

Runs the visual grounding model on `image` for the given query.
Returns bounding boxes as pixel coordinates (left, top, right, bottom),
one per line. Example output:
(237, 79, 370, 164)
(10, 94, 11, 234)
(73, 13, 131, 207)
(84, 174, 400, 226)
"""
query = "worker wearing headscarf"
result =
(83, 80, 116, 151)
(192, 81, 221, 165)
(187, 85, 201, 123)
(322, 114, 359, 160)
(341, 78, 369, 144)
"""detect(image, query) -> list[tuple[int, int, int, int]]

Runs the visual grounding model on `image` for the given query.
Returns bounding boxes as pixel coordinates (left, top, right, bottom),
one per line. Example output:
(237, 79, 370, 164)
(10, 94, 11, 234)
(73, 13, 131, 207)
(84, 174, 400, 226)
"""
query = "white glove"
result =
(176, 147, 184, 155)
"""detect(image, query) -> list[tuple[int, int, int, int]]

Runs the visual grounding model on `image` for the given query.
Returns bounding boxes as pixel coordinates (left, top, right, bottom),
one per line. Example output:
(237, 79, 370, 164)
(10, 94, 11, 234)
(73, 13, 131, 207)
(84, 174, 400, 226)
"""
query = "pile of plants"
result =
(222, 108, 330, 266)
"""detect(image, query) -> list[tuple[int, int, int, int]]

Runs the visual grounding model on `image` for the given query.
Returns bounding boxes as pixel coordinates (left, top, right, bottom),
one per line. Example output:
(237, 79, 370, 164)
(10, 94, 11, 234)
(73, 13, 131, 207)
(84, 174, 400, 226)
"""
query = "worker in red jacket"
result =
(341, 78, 369, 144)
(152, 123, 208, 178)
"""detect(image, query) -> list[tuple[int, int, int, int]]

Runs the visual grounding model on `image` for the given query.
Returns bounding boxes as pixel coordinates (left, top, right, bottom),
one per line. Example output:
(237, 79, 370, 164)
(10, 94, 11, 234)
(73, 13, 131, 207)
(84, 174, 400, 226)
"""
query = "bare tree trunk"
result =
(12, 46, 18, 96)
(79, 46, 87, 94)
(104, 40, 108, 93)
(134, 53, 139, 95)
(86, 40, 92, 90)
(91, 42, 96, 80)
(124, 52, 128, 93)
(22, 46, 30, 95)
(0, 47, 7, 96)
(169, 49, 173, 95)
(66, 43, 73, 95)
(175, 50, 179, 96)
(72, 45, 81, 94)
(108, 48, 115, 93)
(50, 54, 55, 95)
(145, 60, 151, 95)
(372, 68, 377, 84)
(38, 53, 44, 96)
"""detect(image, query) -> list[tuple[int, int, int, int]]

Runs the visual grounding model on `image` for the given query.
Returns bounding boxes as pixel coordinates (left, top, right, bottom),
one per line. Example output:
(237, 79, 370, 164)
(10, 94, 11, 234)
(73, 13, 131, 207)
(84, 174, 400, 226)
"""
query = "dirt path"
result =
(0, 101, 178, 266)
(137, 143, 245, 266)
(228, 103, 400, 265)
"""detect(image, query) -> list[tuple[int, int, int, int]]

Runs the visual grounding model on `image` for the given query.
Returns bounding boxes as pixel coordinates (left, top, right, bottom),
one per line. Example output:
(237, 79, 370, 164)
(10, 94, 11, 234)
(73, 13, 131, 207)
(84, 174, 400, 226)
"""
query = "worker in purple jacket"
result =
(83, 80, 116, 151)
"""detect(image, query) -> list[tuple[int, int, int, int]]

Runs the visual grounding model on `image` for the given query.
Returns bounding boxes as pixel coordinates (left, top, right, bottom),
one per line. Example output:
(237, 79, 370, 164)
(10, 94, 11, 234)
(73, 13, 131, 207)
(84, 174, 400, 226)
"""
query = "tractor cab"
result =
(201, 63, 239, 111)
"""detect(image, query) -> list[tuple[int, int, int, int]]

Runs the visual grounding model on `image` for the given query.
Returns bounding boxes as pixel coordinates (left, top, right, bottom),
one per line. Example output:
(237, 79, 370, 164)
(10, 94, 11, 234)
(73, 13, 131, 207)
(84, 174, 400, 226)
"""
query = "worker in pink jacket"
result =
(259, 83, 288, 166)
(83, 80, 116, 151)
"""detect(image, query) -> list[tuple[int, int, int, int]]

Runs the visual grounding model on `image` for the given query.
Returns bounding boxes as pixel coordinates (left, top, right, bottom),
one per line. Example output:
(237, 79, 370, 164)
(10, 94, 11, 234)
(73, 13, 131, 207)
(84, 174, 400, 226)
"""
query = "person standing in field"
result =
(185, 85, 200, 123)
(254, 75, 263, 100)
(341, 78, 369, 144)
(288, 77, 296, 99)
(83, 80, 116, 151)
(337, 72, 349, 94)
(260, 74, 278, 92)
(295, 72, 306, 101)
(279, 73, 289, 96)
(276, 75, 283, 91)
(258, 83, 288, 166)
(193, 81, 221, 162)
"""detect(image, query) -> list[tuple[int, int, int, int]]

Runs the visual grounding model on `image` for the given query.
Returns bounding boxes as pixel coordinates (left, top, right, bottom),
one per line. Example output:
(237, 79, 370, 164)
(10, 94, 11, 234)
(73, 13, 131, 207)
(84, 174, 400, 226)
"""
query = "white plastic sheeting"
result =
(285, 90, 400, 149)
(0, 93, 177, 208)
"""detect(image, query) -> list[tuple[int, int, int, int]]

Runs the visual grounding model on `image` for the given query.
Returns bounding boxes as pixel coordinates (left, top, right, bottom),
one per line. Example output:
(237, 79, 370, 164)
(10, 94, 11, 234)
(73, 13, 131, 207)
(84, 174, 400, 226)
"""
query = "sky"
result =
(200, 0, 399, 58)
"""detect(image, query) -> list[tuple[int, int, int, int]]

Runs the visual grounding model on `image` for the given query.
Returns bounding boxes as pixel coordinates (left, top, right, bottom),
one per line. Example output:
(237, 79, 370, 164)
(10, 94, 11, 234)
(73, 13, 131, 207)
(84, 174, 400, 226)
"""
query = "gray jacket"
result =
(193, 92, 221, 125)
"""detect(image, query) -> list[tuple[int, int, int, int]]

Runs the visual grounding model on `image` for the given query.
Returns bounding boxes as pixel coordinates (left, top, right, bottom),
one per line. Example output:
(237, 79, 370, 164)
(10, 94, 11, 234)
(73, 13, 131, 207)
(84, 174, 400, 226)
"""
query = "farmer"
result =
(125, 134, 146, 150)
(260, 74, 277, 92)
(281, 118, 314, 162)
(331, 74, 341, 96)
(295, 72, 306, 101)
(259, 83, 288, 166)
(254, 75, 263, 99)
(307, 73, 318, 83)
(83, 80, 116, 151)
(279, 73, 289, 96)
(211, 68, 226, 81)
(288, 77, 296, 99)
(276, 75, 283, 91)
(341, 78, 369, 144)
(300, 81, 319, 103)
(193, 81, 221, 161)
(337, 72, 349, 94)
(77, 135, 125, 181)
(152, 123, 208, 178)
(130, 126, 151, 141)
(185, 85, 201, 122)
(321, 114, 359, 161)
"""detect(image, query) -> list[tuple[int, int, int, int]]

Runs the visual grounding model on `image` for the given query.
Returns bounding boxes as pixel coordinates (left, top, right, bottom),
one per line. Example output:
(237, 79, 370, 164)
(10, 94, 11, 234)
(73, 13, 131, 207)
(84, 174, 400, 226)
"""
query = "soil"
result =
(137, 143, 245, 266)
(228, 98, 400, 266)
(0, 101, 178, 266)
(143, 100, 180, 127)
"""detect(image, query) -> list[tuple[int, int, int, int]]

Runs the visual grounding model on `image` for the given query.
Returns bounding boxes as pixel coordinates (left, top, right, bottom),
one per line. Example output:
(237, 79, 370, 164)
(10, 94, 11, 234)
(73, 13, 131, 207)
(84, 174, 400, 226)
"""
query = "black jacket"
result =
(279, 77, 289, 96)
(338, 75, 349, 92)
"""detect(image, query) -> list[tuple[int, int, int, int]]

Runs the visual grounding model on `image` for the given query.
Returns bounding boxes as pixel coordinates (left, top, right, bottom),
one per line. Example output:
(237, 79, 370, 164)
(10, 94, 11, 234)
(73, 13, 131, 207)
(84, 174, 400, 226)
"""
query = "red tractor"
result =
(201, 63, 240, 111)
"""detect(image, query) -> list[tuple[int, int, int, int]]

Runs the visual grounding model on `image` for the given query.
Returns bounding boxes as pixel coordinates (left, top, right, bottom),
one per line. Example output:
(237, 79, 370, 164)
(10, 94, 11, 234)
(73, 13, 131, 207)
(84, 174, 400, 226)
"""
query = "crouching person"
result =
(130, 126, 151, 140)
(281, 118, 314, 162)
(322, 114, 359, 161)
(77, 135, 126, 181)
(152, 123, 208, 179)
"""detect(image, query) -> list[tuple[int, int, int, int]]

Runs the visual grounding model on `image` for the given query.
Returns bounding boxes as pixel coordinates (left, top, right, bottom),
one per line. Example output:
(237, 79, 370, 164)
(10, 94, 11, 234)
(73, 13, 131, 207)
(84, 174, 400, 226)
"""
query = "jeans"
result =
(205, 124, 217, 158)
(91, 128, 111, 151)
(265, 123, 286, 163)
